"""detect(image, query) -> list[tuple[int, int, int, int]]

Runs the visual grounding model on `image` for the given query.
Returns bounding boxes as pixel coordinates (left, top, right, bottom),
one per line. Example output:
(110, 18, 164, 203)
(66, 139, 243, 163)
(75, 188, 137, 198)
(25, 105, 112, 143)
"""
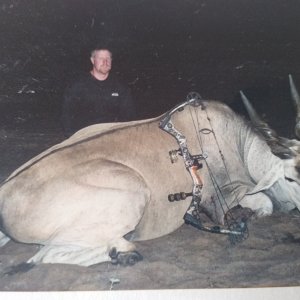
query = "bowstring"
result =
(187, 104, 242, 228)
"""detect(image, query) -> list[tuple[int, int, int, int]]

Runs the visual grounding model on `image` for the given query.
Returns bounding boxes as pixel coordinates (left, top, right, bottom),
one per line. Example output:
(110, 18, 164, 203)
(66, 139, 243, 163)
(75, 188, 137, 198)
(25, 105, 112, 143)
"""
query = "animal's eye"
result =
(286, 177, 295, 182)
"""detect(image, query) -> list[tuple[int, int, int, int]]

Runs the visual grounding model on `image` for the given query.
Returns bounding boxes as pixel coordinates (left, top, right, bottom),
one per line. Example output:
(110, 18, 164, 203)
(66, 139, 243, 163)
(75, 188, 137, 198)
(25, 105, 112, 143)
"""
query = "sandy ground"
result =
(0, 122, 300, 292)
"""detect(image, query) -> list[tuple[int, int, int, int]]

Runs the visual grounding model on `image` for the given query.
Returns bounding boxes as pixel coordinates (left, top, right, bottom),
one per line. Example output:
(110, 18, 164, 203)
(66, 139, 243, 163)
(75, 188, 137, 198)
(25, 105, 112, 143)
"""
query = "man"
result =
(62, 48, 135, 137)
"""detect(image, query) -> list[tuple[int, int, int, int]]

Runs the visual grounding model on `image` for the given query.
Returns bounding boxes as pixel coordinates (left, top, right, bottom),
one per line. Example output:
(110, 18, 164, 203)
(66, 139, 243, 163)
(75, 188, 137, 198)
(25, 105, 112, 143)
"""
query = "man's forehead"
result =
(94, 50, 112, 58)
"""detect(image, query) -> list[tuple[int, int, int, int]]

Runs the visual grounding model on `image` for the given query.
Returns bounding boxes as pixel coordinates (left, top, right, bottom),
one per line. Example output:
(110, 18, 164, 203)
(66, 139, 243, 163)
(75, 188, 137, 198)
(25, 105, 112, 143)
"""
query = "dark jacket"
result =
(62, 73, 135, 137)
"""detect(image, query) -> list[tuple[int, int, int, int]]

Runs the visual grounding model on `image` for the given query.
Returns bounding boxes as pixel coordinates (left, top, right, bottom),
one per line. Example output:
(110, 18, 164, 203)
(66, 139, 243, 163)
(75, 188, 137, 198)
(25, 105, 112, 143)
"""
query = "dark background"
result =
(0, 0, 300, 135)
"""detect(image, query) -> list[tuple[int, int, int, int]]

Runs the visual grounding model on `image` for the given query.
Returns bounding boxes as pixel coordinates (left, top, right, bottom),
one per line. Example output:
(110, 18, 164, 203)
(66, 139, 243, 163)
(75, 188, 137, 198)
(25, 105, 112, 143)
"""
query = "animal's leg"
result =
(0, 231, 10, 247)
(5, 160, 149, 267)
(24, 187, 147, 267)
(239, 192, 273, 217)
(109, 237, 143, 266)
(27, 244, 110, 267)
(27, 238, 142, 267)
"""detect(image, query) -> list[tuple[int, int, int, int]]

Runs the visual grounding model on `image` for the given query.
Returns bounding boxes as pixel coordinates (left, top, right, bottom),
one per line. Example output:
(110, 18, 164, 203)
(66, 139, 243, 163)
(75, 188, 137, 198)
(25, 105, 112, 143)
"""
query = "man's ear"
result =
(90, 56, 94, 65)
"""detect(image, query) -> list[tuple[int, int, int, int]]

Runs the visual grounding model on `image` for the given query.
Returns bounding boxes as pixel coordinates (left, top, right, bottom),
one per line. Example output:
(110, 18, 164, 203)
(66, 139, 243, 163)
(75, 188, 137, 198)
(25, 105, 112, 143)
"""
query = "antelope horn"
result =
(289, 74, 300, 139)
(240, 90, 295, 159)
(240, 91, 278, 142)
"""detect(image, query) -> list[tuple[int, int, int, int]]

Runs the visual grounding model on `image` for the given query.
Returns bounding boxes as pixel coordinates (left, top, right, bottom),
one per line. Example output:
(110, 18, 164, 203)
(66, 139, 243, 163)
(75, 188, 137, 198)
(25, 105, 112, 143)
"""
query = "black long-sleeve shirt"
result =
(62, 73, 135, 137)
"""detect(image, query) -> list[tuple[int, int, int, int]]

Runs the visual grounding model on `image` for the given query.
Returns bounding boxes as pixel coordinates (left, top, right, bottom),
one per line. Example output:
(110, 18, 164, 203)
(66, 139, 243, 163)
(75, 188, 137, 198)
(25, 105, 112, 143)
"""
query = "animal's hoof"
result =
(225, 205, 254, 224)
(109, 247, 117, 257)
(109, 249, 143, 266)
(109, 247, 119, 265)
(124, 251, 143, 266)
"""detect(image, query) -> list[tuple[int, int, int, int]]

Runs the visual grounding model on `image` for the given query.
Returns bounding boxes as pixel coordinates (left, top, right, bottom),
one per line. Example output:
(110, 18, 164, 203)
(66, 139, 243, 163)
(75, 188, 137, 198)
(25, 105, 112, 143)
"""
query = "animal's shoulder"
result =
(205, 100, 238, 116)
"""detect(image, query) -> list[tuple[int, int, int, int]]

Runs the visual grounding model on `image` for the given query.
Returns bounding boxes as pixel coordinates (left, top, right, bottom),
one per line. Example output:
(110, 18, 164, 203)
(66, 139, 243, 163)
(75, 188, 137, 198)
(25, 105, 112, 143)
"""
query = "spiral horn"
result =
(289, 74, 300, 139)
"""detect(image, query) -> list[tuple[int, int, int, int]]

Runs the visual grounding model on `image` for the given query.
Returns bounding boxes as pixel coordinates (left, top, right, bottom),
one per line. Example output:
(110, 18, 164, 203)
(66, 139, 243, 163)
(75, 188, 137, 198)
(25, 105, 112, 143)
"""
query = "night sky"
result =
(1, 0, 300, 126)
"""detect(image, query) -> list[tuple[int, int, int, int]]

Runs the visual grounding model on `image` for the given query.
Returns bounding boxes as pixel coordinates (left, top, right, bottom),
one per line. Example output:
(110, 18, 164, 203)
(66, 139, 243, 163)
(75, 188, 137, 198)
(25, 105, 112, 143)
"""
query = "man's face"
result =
(91, 50, 112, 75)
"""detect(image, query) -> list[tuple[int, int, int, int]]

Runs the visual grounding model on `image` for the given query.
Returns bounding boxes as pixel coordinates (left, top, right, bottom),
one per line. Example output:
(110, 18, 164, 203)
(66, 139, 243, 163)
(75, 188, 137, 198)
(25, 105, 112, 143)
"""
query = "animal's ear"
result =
(240, 90, 297, 159)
